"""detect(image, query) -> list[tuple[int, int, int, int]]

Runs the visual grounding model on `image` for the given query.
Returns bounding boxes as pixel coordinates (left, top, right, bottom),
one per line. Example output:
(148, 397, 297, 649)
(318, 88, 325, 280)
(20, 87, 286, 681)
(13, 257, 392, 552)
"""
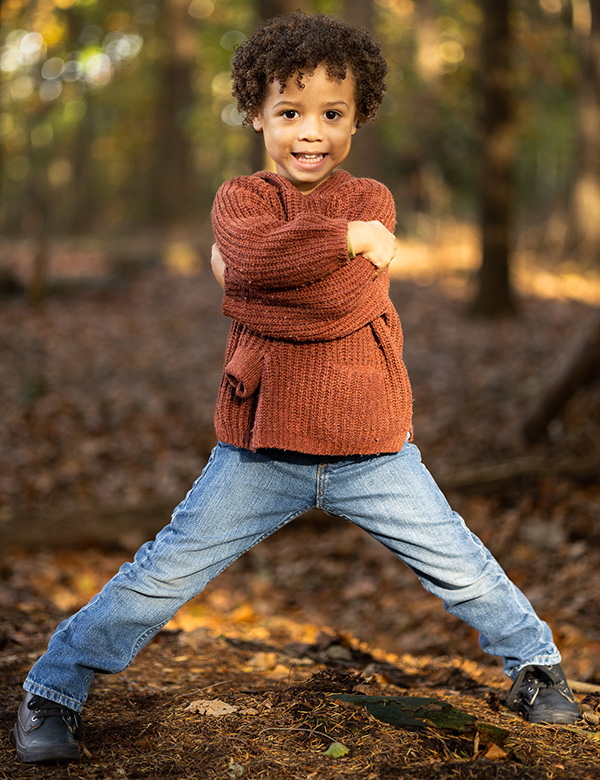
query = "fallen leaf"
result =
(244, 651, 278, 670)
(331, 694, 475, 732)
(475, 721, 510, 746)
(265, 664, 292, 680)
(184, 699, 238, 716)
(583, 711, 600, 726)
(323, 645, 352, 662)
(227, 757, 244, 777)
(324, 741, 349, 758)
(232, 603, 256, 623)
(485, 743, 508, 760)
(353, 684, 377, 695)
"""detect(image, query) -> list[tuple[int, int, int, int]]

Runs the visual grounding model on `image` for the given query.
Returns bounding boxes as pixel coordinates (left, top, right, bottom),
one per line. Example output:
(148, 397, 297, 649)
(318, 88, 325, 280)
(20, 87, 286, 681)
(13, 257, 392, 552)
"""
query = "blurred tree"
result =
(256, 0, 310, 17)
(471, 0, 516, 317)
(0, 0, 585, 266)
(565, 0, 600, 266)
(409, 0, 454, 220)
(341, 0, 386, 182)
(152, 0, 197, 224)
(373, 0, 481, 227)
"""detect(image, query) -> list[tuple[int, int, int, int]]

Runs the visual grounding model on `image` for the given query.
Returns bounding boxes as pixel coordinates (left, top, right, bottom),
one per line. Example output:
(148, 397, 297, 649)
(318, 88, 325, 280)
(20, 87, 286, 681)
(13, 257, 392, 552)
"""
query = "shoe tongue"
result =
(29, 695, 64, 713)
(532, 665, 562, 686)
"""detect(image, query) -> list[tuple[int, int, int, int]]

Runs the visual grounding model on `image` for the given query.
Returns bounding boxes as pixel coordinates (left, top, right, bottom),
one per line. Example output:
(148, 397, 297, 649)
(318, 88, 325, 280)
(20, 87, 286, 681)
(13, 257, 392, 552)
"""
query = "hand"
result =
(211, 243, 225, 288)
(347, 220, 397, 275)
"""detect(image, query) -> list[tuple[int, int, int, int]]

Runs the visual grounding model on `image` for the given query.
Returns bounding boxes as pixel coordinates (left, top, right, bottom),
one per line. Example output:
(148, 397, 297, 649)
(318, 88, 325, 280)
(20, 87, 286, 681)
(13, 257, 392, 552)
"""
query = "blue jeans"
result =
(25, 441, 560, 712)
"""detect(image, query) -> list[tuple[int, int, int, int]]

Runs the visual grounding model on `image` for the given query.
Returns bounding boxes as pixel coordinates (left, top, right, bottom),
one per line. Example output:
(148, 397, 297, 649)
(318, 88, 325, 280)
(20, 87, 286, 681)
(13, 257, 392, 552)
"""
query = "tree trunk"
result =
(152, 0, 197, 224)
(471, 0, 516, 317)
(341, 0, 387, 182)
(565, 0, 600, 266)
(69, 92, 96, 233)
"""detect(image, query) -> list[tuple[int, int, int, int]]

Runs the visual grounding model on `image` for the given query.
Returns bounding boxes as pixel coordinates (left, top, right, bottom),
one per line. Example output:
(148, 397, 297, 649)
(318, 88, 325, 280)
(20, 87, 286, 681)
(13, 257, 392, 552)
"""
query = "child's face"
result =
(252, 64, 358, 195)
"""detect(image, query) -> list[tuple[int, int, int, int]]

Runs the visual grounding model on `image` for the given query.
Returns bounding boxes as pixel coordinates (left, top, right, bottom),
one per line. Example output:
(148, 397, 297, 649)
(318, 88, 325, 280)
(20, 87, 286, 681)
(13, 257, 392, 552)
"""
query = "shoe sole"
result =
(12, 726, 80, 763)
(528, 712, 580, 725)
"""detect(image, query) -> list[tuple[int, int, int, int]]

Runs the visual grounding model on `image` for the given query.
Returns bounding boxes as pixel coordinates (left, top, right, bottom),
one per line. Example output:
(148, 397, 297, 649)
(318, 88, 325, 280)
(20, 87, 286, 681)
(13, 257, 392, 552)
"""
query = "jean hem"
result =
(507, 652, 563, 680)
(23, 680, 85, 713)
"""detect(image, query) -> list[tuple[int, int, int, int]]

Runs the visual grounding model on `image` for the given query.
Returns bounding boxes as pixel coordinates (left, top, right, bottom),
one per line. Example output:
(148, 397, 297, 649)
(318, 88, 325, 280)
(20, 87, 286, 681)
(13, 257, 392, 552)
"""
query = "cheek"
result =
(333, 127, 355, 149)
(263, 127, 285, 148)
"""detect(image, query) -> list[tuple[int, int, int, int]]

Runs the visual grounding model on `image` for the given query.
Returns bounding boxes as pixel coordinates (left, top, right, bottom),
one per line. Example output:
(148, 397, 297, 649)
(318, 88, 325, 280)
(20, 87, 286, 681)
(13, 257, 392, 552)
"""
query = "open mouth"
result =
(293, 153, 327, 163)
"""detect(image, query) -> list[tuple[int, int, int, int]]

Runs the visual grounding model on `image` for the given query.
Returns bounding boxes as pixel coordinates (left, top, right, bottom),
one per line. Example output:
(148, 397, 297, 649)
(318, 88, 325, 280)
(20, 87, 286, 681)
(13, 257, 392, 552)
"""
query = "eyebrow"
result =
(271, 100, 351, 110)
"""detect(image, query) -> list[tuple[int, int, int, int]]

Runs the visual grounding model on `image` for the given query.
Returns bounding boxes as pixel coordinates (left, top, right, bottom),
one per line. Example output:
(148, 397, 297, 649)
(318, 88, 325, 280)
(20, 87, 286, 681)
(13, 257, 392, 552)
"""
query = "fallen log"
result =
(4, 455, 599, 551)
(522, 310, 600, 443)
(435, 456, 600, 493)
(569, 679, 600, 695)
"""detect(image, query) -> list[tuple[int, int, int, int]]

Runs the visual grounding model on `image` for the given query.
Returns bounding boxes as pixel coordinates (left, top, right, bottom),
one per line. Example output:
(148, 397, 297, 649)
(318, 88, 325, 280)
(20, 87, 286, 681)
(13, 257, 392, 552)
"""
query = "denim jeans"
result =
(25, 440, 560, 711)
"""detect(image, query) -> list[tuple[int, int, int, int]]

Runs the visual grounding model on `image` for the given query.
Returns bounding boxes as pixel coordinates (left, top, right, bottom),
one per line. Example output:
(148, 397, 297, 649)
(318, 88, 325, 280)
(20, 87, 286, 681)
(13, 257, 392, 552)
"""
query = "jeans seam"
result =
(127, 506, 314, 664)
(316, 464, 327, 508)
(176, 446, 219, 514)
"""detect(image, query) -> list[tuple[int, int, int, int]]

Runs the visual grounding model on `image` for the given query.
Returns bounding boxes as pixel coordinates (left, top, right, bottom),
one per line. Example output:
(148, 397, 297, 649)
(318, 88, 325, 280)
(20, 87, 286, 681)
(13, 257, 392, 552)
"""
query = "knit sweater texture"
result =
(211, 169, 413, 455)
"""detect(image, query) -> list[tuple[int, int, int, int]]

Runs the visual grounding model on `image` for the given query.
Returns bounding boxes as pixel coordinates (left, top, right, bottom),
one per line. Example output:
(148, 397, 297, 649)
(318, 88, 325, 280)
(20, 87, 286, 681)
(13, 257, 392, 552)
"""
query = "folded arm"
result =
(211, 177, 351, 291)
(211, 174, 398, 340)
(210, 215, 397, 291)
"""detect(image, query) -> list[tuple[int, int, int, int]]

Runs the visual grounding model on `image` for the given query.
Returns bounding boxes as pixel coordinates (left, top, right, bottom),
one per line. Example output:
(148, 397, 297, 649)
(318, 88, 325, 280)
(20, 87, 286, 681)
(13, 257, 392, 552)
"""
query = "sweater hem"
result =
(215, 427, 412, 458)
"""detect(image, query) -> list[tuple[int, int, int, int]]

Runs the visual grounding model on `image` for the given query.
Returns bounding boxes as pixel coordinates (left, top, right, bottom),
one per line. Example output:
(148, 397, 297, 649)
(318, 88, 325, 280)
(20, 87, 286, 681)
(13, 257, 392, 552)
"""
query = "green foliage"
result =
(0, 0, 581, 235)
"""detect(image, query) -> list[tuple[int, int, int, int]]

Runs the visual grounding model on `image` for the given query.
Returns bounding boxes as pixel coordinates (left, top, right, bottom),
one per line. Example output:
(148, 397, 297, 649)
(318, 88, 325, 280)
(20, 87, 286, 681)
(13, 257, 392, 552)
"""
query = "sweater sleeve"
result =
(215, 174, 398, 342)
(340, 177, 396, 233)
(211, 177, 351, 292)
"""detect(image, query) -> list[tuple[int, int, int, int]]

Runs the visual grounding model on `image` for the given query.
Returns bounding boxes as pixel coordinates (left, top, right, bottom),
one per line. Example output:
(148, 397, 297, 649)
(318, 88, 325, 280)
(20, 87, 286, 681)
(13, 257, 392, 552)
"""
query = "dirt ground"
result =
(1, 232, 600, 778)
(2, 546, 600, 780)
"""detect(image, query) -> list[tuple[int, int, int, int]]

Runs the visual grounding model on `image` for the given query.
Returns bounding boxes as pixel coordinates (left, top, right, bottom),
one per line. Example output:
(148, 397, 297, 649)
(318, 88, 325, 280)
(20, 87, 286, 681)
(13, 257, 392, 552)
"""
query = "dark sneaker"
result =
(506, 664, 580, 724)
(12, 692, 82, 763)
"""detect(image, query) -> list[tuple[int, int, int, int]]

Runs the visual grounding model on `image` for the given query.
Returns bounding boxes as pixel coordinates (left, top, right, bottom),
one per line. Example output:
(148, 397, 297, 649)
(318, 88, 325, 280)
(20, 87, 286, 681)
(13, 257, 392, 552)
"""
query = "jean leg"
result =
(322, 443, 560, 677)
(24, 443, 316, 711)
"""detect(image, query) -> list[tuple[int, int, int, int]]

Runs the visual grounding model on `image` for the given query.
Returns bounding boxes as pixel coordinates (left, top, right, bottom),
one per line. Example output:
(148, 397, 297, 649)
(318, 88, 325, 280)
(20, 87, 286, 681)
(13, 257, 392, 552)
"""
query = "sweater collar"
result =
(253, 169, 353, 199)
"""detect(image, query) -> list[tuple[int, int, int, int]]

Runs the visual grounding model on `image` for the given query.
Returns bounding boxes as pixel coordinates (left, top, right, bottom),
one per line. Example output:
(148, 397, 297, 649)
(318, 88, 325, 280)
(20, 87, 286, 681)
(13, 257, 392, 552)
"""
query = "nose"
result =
(298, 114, 323, 142)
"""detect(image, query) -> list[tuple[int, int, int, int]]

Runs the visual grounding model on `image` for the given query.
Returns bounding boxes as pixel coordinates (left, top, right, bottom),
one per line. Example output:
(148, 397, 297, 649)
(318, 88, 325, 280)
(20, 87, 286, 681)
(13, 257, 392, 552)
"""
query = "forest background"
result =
(2, 1, 600, 778)
(2, 0, 600, 275)
(2, 0, 600, 644)
(2, 0, 600, 625)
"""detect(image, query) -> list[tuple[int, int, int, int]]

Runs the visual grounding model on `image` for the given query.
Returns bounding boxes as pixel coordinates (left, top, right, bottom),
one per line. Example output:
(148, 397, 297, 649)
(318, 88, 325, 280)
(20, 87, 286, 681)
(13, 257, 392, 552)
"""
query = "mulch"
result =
(1, 234, 600, 778)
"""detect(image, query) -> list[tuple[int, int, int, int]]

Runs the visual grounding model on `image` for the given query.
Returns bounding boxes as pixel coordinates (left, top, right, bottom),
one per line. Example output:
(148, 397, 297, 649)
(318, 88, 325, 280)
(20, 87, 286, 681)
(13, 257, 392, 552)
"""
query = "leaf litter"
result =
(2, 244, 600, 779)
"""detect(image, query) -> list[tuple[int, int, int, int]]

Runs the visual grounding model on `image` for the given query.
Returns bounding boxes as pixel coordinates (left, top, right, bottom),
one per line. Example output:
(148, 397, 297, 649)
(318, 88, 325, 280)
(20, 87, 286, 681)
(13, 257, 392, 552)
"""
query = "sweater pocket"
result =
(256, 353, 394, 452)
(306, 362, 392, 445)
(224, 332, 264, 399)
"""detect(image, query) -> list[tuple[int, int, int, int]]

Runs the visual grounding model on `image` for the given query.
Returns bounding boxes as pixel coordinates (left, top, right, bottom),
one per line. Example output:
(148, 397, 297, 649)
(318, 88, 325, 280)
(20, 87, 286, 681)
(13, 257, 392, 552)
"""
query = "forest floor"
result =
(1, 225, 600, 779)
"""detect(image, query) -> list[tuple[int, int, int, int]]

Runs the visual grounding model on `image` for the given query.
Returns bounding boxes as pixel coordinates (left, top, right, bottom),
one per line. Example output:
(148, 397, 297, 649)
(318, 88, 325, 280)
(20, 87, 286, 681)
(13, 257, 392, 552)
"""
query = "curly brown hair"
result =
(231, 11, 388, 128)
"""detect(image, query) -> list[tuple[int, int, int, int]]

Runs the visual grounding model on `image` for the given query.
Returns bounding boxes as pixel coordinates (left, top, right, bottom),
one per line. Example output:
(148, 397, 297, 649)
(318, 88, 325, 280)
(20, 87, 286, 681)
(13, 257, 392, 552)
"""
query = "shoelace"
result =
(28, 695, 80, 729)
(506, 665, 574, 710)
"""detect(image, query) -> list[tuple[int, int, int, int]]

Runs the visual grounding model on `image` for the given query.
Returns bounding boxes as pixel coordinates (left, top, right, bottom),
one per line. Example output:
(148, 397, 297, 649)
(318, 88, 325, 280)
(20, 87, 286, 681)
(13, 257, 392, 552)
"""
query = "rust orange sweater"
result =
(211, 169, 412, 455)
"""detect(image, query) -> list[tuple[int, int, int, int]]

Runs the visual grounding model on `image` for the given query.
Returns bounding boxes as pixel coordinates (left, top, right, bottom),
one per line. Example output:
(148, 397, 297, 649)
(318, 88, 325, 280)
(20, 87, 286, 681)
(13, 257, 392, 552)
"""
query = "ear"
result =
(351, 121, 358, 136)
(252, 114, 263, 132)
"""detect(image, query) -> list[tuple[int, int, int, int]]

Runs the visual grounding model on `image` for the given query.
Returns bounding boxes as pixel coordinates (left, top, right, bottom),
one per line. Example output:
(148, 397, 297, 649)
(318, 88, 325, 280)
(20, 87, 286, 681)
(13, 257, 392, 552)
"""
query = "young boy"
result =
(13, 12, 579, 764)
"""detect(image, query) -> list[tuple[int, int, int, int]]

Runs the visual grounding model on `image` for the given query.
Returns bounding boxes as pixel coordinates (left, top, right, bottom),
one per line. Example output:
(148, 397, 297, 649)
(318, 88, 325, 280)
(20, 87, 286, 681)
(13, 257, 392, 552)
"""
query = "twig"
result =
(175, 679, 236, 700)
(568, 679, 600, 695)
(257, 726, 338, 743)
